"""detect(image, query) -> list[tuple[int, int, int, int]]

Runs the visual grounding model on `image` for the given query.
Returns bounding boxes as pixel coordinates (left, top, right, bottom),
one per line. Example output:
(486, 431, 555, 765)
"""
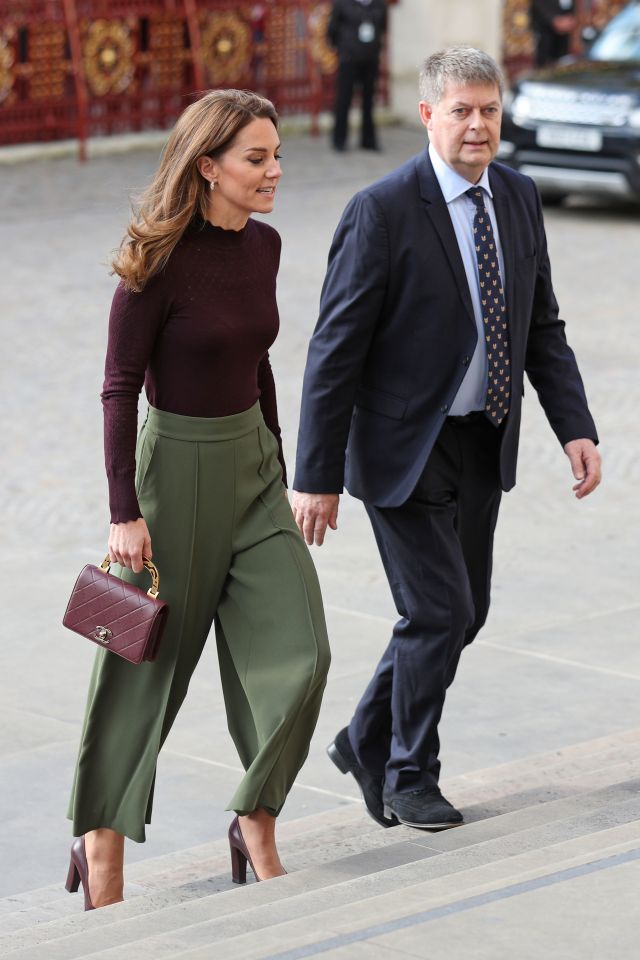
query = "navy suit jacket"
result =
(294, 149, 597, 506)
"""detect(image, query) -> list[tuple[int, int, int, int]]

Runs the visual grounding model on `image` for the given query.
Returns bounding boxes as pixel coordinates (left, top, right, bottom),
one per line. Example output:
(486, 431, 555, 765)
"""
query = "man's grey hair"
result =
(419, 46, 504, 104)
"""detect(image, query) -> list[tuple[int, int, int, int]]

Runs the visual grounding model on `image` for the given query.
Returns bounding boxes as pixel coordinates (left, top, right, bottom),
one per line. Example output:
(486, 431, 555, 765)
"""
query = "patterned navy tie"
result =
(466, 187, 510, 427)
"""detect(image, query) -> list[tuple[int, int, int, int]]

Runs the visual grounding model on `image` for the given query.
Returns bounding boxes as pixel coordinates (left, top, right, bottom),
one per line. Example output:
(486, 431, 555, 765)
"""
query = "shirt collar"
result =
(428, 143, 493, 204)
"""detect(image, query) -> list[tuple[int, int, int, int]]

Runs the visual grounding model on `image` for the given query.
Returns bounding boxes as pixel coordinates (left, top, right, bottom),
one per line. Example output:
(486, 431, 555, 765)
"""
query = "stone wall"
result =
(389, 0, 503, 124)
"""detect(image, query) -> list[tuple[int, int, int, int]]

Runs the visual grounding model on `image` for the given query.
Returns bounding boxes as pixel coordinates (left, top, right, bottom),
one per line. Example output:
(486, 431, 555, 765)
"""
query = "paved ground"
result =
(1, 125, 638, 908)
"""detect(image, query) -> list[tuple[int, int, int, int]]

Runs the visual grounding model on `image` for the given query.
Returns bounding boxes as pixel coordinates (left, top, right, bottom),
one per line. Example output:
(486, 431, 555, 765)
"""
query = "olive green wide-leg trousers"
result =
(67, 403, 330, 842)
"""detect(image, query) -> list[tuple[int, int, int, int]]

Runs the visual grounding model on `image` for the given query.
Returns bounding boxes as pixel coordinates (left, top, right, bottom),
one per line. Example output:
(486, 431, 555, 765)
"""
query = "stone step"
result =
(2, 729, 638, 931)
(447, 731, 640, 805)
(171, 824, 640, 960)
(448, 727, 640, 789)
(28, 794, 640, 960)
(120, 754, 640, 897)
(97, 798, 640, 960)
(0, 810, 382, 935)
(5, 749, 639, 941)
(131, 804, 367, 885)
(0, 805, 366, 922)
(459, 754, 640, 822)
(3, 778, 639, 959)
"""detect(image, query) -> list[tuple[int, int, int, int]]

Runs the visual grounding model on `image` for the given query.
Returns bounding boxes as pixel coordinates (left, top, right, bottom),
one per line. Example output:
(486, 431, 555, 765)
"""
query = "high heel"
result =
(228, 816, 259, 884)
(65, 837, 95, 911)
(65, 859, 80, 893)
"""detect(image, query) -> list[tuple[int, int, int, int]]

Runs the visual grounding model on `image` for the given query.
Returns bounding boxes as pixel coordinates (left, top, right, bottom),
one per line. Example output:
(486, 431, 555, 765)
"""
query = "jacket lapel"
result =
(416, 151, 476, 330)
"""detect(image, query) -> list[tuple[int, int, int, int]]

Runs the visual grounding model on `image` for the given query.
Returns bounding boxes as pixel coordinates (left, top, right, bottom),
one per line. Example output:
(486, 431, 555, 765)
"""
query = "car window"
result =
(589, 3, 640, 61)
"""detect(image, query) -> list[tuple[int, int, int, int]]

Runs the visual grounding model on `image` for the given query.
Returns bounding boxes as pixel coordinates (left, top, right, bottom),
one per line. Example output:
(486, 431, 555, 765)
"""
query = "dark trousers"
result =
(534, 29, 570, 67)
(348, 415, 503, 794)
(332, 59, 379, 150)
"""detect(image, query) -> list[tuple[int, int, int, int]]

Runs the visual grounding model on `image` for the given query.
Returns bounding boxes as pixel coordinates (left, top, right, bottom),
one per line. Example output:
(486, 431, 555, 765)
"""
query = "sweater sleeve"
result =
(102, 276, 168, 523)
(257, 352, 287, 486)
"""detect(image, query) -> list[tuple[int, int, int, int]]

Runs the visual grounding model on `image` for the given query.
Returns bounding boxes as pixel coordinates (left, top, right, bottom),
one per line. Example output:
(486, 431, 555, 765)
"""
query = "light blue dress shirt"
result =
(428, 144, 507, 415)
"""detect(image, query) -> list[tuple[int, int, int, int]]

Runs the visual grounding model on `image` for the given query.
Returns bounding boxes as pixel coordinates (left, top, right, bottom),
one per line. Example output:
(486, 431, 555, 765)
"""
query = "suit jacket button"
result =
(441, 404, 449, 413)
(462, 356, 470, 366)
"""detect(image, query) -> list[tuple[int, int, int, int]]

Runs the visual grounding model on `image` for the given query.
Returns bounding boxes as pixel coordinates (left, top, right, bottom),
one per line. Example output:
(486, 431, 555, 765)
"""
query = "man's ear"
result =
(196, 155, 218, 185)
(418, 101, 432, 131)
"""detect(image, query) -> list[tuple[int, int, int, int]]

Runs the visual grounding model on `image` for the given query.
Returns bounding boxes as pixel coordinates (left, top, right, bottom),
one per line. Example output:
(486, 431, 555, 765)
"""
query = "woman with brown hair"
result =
(65, 89, 331, 909)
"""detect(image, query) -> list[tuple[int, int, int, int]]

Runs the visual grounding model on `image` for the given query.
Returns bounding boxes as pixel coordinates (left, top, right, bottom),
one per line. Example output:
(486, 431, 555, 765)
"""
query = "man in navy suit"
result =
(530, 0, 576, 68)
(292, 47, 601, 830)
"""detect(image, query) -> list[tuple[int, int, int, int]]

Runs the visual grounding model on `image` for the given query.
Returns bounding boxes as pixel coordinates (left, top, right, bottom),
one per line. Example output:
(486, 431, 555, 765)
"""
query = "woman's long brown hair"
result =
(111, 89, 278, 292)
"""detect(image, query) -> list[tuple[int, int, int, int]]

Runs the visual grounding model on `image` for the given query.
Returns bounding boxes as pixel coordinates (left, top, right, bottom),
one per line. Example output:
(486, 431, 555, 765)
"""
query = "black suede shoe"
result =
(327, 728, 398, 828)
(382, 786, 463, 830)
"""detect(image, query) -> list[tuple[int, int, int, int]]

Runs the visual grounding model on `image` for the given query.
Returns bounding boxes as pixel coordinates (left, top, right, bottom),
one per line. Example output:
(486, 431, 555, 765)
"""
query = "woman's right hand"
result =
(108, 518, 152, 573)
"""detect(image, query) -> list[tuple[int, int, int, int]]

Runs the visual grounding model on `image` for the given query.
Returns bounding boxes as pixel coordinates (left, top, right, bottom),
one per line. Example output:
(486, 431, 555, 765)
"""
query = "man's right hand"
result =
(552, 15, 576, 34)
(108, 518, 152, 573)
(291, 492, 340, 546)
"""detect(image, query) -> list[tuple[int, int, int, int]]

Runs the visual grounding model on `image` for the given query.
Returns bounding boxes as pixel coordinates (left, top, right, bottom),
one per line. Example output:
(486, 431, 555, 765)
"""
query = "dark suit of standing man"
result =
(327, 0, 388, 151)
(530, 0, 577, 67)
(292, 47, 601, 830)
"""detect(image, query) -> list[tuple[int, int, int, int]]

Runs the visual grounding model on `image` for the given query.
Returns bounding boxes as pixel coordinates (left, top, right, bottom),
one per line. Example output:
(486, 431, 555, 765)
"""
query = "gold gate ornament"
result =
(83, 19, 135, 97)
(0, 31, 14, 105)
(200, 11, 251, 86)
(308, 2, 337, 75)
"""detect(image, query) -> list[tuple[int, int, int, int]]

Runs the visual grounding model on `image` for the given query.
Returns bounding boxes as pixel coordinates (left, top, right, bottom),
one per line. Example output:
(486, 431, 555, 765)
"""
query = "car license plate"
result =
(536, 125, 602, 152)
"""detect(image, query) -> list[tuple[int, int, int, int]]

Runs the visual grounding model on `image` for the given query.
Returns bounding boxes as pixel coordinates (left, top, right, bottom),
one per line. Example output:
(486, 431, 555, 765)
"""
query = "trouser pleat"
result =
(218, 521, 329, 816)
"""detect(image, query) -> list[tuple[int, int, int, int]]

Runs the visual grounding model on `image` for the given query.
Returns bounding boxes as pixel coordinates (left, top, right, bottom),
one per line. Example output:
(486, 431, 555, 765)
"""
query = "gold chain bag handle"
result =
(99, 555, 161, 599)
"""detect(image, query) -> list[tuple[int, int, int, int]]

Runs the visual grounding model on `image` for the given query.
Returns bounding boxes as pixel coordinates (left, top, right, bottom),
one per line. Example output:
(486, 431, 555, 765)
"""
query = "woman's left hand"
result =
(108, 517, 152, 573)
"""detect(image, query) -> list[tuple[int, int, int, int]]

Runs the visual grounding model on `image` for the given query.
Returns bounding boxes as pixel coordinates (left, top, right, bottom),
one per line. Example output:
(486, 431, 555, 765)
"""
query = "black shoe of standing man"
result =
(327, 728, 398, 828)
(382, 785, 463, 830)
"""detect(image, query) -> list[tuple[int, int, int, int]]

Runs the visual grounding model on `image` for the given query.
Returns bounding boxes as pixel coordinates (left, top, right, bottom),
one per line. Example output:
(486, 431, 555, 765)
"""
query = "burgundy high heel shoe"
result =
(228, 816, 260, 884)
(65, 836, 95, 911)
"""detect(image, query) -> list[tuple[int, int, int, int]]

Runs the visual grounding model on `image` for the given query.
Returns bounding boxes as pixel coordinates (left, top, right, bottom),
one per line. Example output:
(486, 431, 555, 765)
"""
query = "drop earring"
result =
(210, 180, 216, 192)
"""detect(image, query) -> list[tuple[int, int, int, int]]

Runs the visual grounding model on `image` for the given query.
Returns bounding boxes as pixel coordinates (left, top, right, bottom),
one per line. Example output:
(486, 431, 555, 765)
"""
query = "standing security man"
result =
(327, 0, 387, 152)
(292, 47, 601, 831)
(530, 0, 577, 67)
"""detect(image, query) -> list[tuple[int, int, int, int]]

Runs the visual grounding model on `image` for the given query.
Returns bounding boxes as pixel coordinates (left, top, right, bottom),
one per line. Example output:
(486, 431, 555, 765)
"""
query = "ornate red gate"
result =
(0, 0, 371, 157)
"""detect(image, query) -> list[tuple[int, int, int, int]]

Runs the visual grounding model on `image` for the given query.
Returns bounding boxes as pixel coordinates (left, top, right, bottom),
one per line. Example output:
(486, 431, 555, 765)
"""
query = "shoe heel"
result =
(327, 741, 350, 775)
(230, 842, 247, 884)
(65, 859, 80, 894)
(383, 804, 394, 820)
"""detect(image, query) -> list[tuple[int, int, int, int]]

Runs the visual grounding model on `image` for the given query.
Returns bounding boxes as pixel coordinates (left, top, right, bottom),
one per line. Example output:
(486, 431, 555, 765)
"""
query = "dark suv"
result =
(500, 1, 640, 203)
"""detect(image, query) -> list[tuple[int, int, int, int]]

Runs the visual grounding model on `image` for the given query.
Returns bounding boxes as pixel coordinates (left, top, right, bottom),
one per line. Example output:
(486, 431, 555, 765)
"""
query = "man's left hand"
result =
(563, 439, 602, 499)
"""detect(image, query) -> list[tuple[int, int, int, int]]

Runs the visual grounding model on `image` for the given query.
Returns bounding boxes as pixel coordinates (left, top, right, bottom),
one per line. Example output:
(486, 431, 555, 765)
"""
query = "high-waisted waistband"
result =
(144, 402, 263, 442)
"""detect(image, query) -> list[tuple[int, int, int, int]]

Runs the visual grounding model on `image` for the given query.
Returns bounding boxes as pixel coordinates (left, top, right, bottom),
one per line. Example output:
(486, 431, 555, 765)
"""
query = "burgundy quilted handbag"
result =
(63, 556, 169, 664)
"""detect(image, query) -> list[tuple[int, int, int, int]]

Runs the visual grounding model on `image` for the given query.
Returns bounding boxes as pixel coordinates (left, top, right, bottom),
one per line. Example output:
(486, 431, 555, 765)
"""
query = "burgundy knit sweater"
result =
(102, 217, 286, 524)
